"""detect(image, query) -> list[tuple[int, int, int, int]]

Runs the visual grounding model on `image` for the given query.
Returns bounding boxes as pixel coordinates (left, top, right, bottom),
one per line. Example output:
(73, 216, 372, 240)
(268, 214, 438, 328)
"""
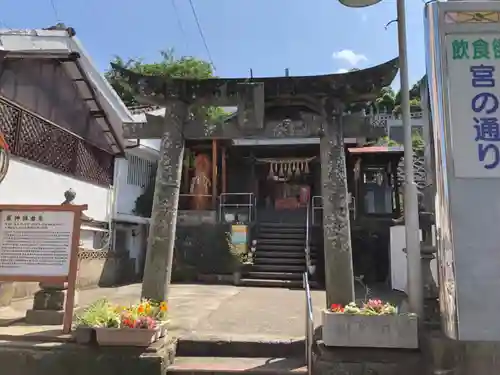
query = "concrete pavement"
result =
(0, 283, 326, 341)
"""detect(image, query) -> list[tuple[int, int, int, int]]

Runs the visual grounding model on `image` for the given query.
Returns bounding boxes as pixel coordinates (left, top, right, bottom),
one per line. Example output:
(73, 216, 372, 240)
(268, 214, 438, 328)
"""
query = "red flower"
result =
(330, 303, 344, 313)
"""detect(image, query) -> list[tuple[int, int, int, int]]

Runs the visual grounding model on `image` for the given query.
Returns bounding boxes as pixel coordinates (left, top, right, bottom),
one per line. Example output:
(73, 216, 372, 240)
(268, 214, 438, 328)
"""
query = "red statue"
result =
(190, 154, 212, 210)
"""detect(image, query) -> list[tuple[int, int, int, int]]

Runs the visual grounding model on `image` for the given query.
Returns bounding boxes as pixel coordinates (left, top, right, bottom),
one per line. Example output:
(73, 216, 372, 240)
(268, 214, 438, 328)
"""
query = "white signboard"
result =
(0, 211, 75, 277)
(446, 34, 500, 178)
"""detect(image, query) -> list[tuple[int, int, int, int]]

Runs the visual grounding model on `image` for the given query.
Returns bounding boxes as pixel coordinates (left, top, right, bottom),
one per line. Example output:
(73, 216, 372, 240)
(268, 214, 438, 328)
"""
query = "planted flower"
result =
(74, 298, 169, 347)
(323, 298, 418, 348)
(329, 299, 398, 316)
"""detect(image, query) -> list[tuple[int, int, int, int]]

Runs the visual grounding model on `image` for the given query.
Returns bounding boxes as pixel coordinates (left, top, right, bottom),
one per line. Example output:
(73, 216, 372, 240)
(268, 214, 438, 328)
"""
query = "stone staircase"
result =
(169, 336, 306, 375)
(241, 221, 317, 288)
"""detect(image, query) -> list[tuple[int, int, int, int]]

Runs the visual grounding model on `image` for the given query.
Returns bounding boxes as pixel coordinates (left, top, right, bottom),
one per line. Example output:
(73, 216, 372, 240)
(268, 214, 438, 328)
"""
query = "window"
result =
(127, 155, 155, 187)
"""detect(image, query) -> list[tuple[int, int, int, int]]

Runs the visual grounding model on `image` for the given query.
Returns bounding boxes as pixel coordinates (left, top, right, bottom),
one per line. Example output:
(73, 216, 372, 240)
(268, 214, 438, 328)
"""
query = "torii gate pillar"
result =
(141, 100, 189, 302)
(320, 103, 355, 307)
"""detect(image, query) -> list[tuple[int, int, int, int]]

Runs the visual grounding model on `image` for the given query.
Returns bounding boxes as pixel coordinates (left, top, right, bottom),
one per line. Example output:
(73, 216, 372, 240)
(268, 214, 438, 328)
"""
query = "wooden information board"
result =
(0, 204, 87, 333)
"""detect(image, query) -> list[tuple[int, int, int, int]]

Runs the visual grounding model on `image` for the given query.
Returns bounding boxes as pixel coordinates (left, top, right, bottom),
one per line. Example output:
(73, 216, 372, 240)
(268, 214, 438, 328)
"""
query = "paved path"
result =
(0, 284, 326, 340)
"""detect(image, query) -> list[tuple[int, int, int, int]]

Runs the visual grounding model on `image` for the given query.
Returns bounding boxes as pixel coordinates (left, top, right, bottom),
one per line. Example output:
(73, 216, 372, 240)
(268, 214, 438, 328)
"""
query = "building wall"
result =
(374, 112, 425, 144)
(0, 59, 110, 152)
(114, 153, 156, 216)
(0, 158, 112, 222)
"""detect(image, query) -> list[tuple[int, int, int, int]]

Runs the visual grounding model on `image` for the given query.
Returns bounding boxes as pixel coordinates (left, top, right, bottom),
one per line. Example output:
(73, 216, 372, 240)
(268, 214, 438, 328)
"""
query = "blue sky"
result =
(3, 0, 426, 89)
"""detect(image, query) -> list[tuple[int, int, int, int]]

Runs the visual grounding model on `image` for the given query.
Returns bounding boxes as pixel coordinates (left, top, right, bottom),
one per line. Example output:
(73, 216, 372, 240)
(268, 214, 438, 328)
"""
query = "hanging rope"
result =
(256, 157, 316, 179)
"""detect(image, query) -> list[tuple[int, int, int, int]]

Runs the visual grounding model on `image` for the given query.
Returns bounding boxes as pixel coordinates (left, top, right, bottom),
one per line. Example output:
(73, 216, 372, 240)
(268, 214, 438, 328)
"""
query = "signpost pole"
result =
(396, 0, 423, 319)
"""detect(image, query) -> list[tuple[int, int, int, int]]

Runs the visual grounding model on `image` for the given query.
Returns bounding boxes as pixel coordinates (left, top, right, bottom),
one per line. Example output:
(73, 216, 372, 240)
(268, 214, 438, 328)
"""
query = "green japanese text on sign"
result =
(452, 39, 500, 60)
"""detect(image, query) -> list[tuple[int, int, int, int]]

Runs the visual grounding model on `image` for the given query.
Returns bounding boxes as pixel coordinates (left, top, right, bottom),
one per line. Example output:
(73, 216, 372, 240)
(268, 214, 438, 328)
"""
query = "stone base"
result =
(314, 342, 423, 375)
(33, 289, 68, 311)
(0, 335, 177, 375)
(25, 309, 65, 325)
(321, 310, 419, 349)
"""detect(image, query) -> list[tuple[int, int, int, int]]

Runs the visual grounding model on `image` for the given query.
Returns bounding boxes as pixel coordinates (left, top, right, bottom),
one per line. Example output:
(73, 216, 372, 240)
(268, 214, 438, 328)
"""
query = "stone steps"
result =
(176, 336, 305, 358)
(257, 238, 305, 246)
(254, 257, 308, 265)
(244, 220, 319, 287)
(172, 336, 306, 375)
(252, 264, 305, 272)
(256, 251, 316, 259)
(247, 272, 303, 280)
(168, 356, 306, 375)
(239, 278, 304, 288)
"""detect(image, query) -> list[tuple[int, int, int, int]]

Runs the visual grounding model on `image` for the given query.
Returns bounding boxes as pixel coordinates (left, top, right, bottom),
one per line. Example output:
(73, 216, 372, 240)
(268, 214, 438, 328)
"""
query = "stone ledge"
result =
(313, 342, 423, 375)
(0, 335, 177, 375)
(177, 333, 304, 358)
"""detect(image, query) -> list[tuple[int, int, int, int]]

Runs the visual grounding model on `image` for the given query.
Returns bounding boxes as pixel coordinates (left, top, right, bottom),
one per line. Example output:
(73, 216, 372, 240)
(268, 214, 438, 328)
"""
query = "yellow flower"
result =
(160, 302, 168, 312)
(137, 304, 145, 314)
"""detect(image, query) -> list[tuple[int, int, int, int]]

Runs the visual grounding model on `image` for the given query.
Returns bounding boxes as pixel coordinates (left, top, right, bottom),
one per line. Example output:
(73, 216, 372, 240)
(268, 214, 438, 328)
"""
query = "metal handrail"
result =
(303, 272, 314, 375)
(311, 195, 323, 226)
(219, 192, 255, 222)
(305, 200, 312, 275)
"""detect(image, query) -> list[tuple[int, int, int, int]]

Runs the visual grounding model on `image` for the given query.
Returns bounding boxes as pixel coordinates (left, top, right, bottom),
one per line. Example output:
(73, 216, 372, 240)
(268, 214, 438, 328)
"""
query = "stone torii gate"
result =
(114, 58, 399, 306)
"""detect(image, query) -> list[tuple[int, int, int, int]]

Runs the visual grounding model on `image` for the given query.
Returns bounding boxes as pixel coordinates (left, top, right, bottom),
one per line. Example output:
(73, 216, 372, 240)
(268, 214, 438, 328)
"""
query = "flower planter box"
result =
(73, 327, 96, 345)
(154, 321, 169, 339)
(95, 327, 160, 347)
(322, 310, 418, 349)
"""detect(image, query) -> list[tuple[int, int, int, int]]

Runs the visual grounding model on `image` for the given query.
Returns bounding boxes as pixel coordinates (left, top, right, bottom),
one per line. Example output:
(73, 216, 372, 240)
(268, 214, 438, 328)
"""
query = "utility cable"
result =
(50, 0, 61, 23)
(188, 0, 215, 70)
(171, 0, 189, 51)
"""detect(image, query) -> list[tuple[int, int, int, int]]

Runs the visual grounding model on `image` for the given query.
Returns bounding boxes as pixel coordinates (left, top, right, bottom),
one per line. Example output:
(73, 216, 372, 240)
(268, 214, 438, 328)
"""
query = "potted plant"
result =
(75, 300, 167, 347)
(322, 299, 418, 348)
(73, 299, 110, 344)
(146, 299, 169, 338)
(93, 301, 159, 347)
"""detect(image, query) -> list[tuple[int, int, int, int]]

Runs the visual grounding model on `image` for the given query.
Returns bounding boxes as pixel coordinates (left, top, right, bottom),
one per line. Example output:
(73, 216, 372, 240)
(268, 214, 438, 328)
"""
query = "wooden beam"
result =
(221, 146, 227, 194)
(211, 139, 218, 208)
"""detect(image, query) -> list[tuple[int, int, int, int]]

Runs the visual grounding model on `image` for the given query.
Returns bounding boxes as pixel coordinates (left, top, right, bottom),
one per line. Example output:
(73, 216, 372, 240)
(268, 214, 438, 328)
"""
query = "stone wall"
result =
(0, 249, 133, 307)
(172, 223, 244, 282)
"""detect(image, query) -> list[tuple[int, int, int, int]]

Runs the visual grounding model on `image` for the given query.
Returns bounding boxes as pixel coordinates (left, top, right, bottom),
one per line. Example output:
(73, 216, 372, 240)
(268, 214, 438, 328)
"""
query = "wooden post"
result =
(212, 139, 218, 208)
(320, 103, 355, 307)
(221, 146, 227, 194)
(183, 148, 190, 195)
(141, 100, 188, 302)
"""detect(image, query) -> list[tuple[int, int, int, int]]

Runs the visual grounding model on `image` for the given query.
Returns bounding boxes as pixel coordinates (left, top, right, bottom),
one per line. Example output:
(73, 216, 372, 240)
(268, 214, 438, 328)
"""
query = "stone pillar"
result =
(26, 282, 76, 325)
(320, 105, 355, 307)
(420, 212, 440, 327)
(141, 100, 189, 302)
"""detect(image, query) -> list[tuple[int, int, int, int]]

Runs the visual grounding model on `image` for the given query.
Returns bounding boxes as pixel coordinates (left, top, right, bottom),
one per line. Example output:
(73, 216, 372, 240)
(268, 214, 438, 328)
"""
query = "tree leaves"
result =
(105, 49, 228, 122)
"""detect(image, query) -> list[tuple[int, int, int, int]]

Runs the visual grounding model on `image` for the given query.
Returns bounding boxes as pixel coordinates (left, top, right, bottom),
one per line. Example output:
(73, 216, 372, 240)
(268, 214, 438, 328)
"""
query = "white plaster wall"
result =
(114, 148, 159, 217)
(114, 158, 143, 215)
(127, 225, 146, 273)
(0, 158, 111, 222)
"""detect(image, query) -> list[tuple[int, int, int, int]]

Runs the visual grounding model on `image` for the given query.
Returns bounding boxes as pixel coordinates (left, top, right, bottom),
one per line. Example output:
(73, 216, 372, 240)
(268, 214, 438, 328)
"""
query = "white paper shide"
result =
(0, 211, 75, 277)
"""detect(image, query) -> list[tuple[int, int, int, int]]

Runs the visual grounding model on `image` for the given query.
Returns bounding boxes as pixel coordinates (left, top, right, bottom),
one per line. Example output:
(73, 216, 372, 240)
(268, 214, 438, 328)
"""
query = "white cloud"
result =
(332, 49, 368, 66)
(336, 68, 349, 74)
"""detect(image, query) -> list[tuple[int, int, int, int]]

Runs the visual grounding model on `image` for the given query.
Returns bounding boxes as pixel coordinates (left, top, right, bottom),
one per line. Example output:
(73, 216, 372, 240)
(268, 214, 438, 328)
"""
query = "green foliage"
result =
(374, 78, 424, 114)
(411, 132, 425, 152)
(172, 225, 239, 281)
(105, 49, 229, 123)
(75, 299, 119, 328)
(370, 132, 425, 152)
(371, 136, 400, 147)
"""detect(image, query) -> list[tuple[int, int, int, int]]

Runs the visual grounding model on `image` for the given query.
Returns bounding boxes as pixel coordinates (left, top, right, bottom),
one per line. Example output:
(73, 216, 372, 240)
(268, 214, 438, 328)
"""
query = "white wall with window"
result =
(114, 147, 158, 218)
